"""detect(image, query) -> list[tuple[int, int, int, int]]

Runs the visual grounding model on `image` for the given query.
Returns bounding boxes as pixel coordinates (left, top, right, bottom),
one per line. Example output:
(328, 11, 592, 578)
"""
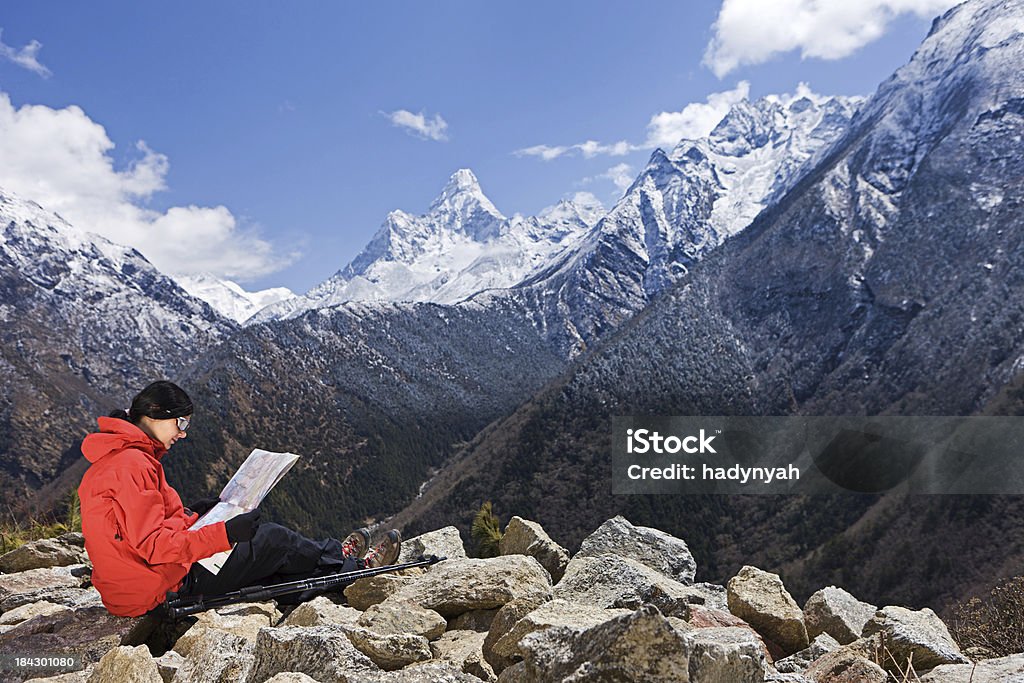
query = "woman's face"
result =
(140, 415, 190, 450)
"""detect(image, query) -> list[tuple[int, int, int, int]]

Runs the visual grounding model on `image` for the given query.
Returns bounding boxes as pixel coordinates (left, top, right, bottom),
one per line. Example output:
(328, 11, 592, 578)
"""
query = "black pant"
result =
(178, 522, 361, 604)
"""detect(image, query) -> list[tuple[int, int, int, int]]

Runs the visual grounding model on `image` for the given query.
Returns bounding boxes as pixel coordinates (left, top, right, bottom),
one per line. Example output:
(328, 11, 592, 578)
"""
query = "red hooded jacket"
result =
(78, 417, 231, 616)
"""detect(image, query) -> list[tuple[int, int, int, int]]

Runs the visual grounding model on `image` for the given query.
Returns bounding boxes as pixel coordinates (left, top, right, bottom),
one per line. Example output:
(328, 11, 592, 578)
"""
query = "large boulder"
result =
(861, 606, 970, 673)
(773, 633, 841, 673)
(489, 599, 631, 669)
(88, 645, 161, 683)
(263, 675, 320, 683)
(172, 605, 276, 657)
(357, 600, 446, 640)
(803, 586, 876, 645)
(245, 625, 379, 682)
(384, 556, 552, 618)
(0, 565, 87, 606)
(397, 527, 467, 564)
(920, 653, 1024, 682)
(482, 595, 551, 674)
(804, 648, 887, 683)
(345, 626, 433, 670)
(0, 586, 100, 614)
(0, 600, 71, 626)
(554, 554, 704, 617)
(0, 605, 154, 675)
(154, 650, 183, 683)
(574, 516, 697, 585)
(172, 629, 255, 683)
(686, 626, 766, 682)
(507, 605, 692, 682)
(0, 533, 89, 573)
(282, 596, 361, 628)
(344, 574, 413, 611)
(498, 517, 569, 583)
(363, 661, 482, 682)
(431, 630, 496, 682)
(727, 566, 809, 657)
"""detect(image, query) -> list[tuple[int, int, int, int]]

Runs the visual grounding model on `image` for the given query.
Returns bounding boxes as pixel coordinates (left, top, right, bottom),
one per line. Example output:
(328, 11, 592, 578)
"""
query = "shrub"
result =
(471, 501, 503, 558)
(951, 575, 1024, 658)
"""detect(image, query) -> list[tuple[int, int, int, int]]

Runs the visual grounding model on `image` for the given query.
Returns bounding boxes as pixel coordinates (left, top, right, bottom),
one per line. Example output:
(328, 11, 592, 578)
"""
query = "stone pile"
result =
(0, 520, 1021, 682)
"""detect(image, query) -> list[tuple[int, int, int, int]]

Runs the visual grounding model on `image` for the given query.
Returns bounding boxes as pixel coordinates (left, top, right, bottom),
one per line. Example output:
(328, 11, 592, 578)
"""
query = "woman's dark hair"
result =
(108, 380, 194, 424)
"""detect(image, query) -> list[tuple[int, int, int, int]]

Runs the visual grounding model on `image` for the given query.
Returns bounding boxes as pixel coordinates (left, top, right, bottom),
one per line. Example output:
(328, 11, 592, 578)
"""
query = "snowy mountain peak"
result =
(175, 272, 295, 324)
(427, 168, 505, 235)
(538, 194, 607, 228)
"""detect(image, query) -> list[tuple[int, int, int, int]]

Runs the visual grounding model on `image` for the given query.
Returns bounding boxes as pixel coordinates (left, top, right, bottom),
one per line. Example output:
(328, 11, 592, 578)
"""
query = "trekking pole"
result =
(164, 554, 445, 619)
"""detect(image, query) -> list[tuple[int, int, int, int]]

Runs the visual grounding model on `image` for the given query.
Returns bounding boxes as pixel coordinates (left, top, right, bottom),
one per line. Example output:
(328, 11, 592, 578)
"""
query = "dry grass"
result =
(951, 575, 1024, 658)
(0, 490, 81, 555)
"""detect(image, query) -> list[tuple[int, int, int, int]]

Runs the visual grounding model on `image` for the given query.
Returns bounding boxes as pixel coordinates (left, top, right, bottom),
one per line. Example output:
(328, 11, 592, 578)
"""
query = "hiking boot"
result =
(363, 529, 401, 568)
(341, 528, 370, 559)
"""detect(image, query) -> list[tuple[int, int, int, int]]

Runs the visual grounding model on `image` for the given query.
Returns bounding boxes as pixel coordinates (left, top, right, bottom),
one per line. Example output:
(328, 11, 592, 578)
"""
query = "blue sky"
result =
(0, 1, 956, 293)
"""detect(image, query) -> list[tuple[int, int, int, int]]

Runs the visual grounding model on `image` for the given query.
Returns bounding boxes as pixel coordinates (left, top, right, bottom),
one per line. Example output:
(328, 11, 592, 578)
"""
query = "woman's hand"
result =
(225, 508, 261, 544)
(185, 496, 220, 517)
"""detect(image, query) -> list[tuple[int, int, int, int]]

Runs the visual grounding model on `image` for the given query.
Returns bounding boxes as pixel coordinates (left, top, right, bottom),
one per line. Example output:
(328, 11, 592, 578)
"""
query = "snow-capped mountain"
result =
(250, 169, 603, 323)
(0, 187, 235, 502)
(476, 89, 862, 352)
(176, 273, 294, 323)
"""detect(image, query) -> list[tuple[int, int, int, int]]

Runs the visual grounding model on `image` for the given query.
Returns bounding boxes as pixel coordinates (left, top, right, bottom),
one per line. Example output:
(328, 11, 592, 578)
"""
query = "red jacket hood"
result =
(82, 416, 168, 463)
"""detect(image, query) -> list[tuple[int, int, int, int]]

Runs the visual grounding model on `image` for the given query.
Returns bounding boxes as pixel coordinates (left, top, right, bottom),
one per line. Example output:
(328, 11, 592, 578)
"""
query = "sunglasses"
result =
(176, 415, 191, 432)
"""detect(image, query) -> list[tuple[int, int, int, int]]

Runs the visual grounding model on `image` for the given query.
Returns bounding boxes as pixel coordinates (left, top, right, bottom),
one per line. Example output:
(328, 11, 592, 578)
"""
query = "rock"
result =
(765, 674, 812, 683)
(0, 534, 89, 573)
(511, 604, 692, 682)
(686, 626, 766, 682)
(687, 605, 776, 664)
(497, 517, 569, 583)
(803, 586, 876, 645)
(0, 600, 71, 625)
(575, 516, 697, 585)
(171, 606, 274, 657)
(88, 645, 162, 683)
(357, 600, 446, 640)
(920, 653, 1024, 682)
(214, 601, 280, 622)
(861, 606, 970, 673)
(447, 609, 498, 633)
(774, 633, 841, 673)
(385, 556, 552, 618)
(554, 554, 703, 617)
(364, 661, 482, 682)
(0, 605, 154, 674)
(345, 626, 432, 671)
(727, 565, 809, 657)
(482, 595, 551, 674)
(154, 650, 183, 683)
(20, 667, 94, 682)
(282, 596, 361, 627)
(489, 599, 631, 669)
(692, 582, 729, 611)
(245, 625, 379, 682)
(431, 630, 496, 682)
(263, 675, 320, 683)
(804, 648, 888, 682)
(0, 586, 101, 614)
(397, 527, 467, 564)
(172, 629, 254, 683)
(344, 574, 413, 611)
(0, 565, 85, 603)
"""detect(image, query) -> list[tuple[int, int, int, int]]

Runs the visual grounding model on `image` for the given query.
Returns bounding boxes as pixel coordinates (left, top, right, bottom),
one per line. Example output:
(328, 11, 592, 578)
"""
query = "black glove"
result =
(224, 508, 261, 544)
(185, 496, 220, 517)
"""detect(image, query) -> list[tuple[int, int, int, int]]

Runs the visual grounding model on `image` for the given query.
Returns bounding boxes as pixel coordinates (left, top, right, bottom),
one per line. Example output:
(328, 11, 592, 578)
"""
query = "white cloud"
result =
(643, 81, 750, 148)
(582, 163, 635, 194)
(515, 144, 571, 160)
(704, 0, 959, 77)
(384, 109, 449, 141)
(0, 92, 295, 281)
(0, 29, 51, 78)
(515, 139, 634, 161)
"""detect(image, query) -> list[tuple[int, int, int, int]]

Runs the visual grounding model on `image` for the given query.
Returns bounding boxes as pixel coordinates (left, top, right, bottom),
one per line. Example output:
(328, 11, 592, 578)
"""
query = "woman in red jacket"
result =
(79, 380, 401, 617)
